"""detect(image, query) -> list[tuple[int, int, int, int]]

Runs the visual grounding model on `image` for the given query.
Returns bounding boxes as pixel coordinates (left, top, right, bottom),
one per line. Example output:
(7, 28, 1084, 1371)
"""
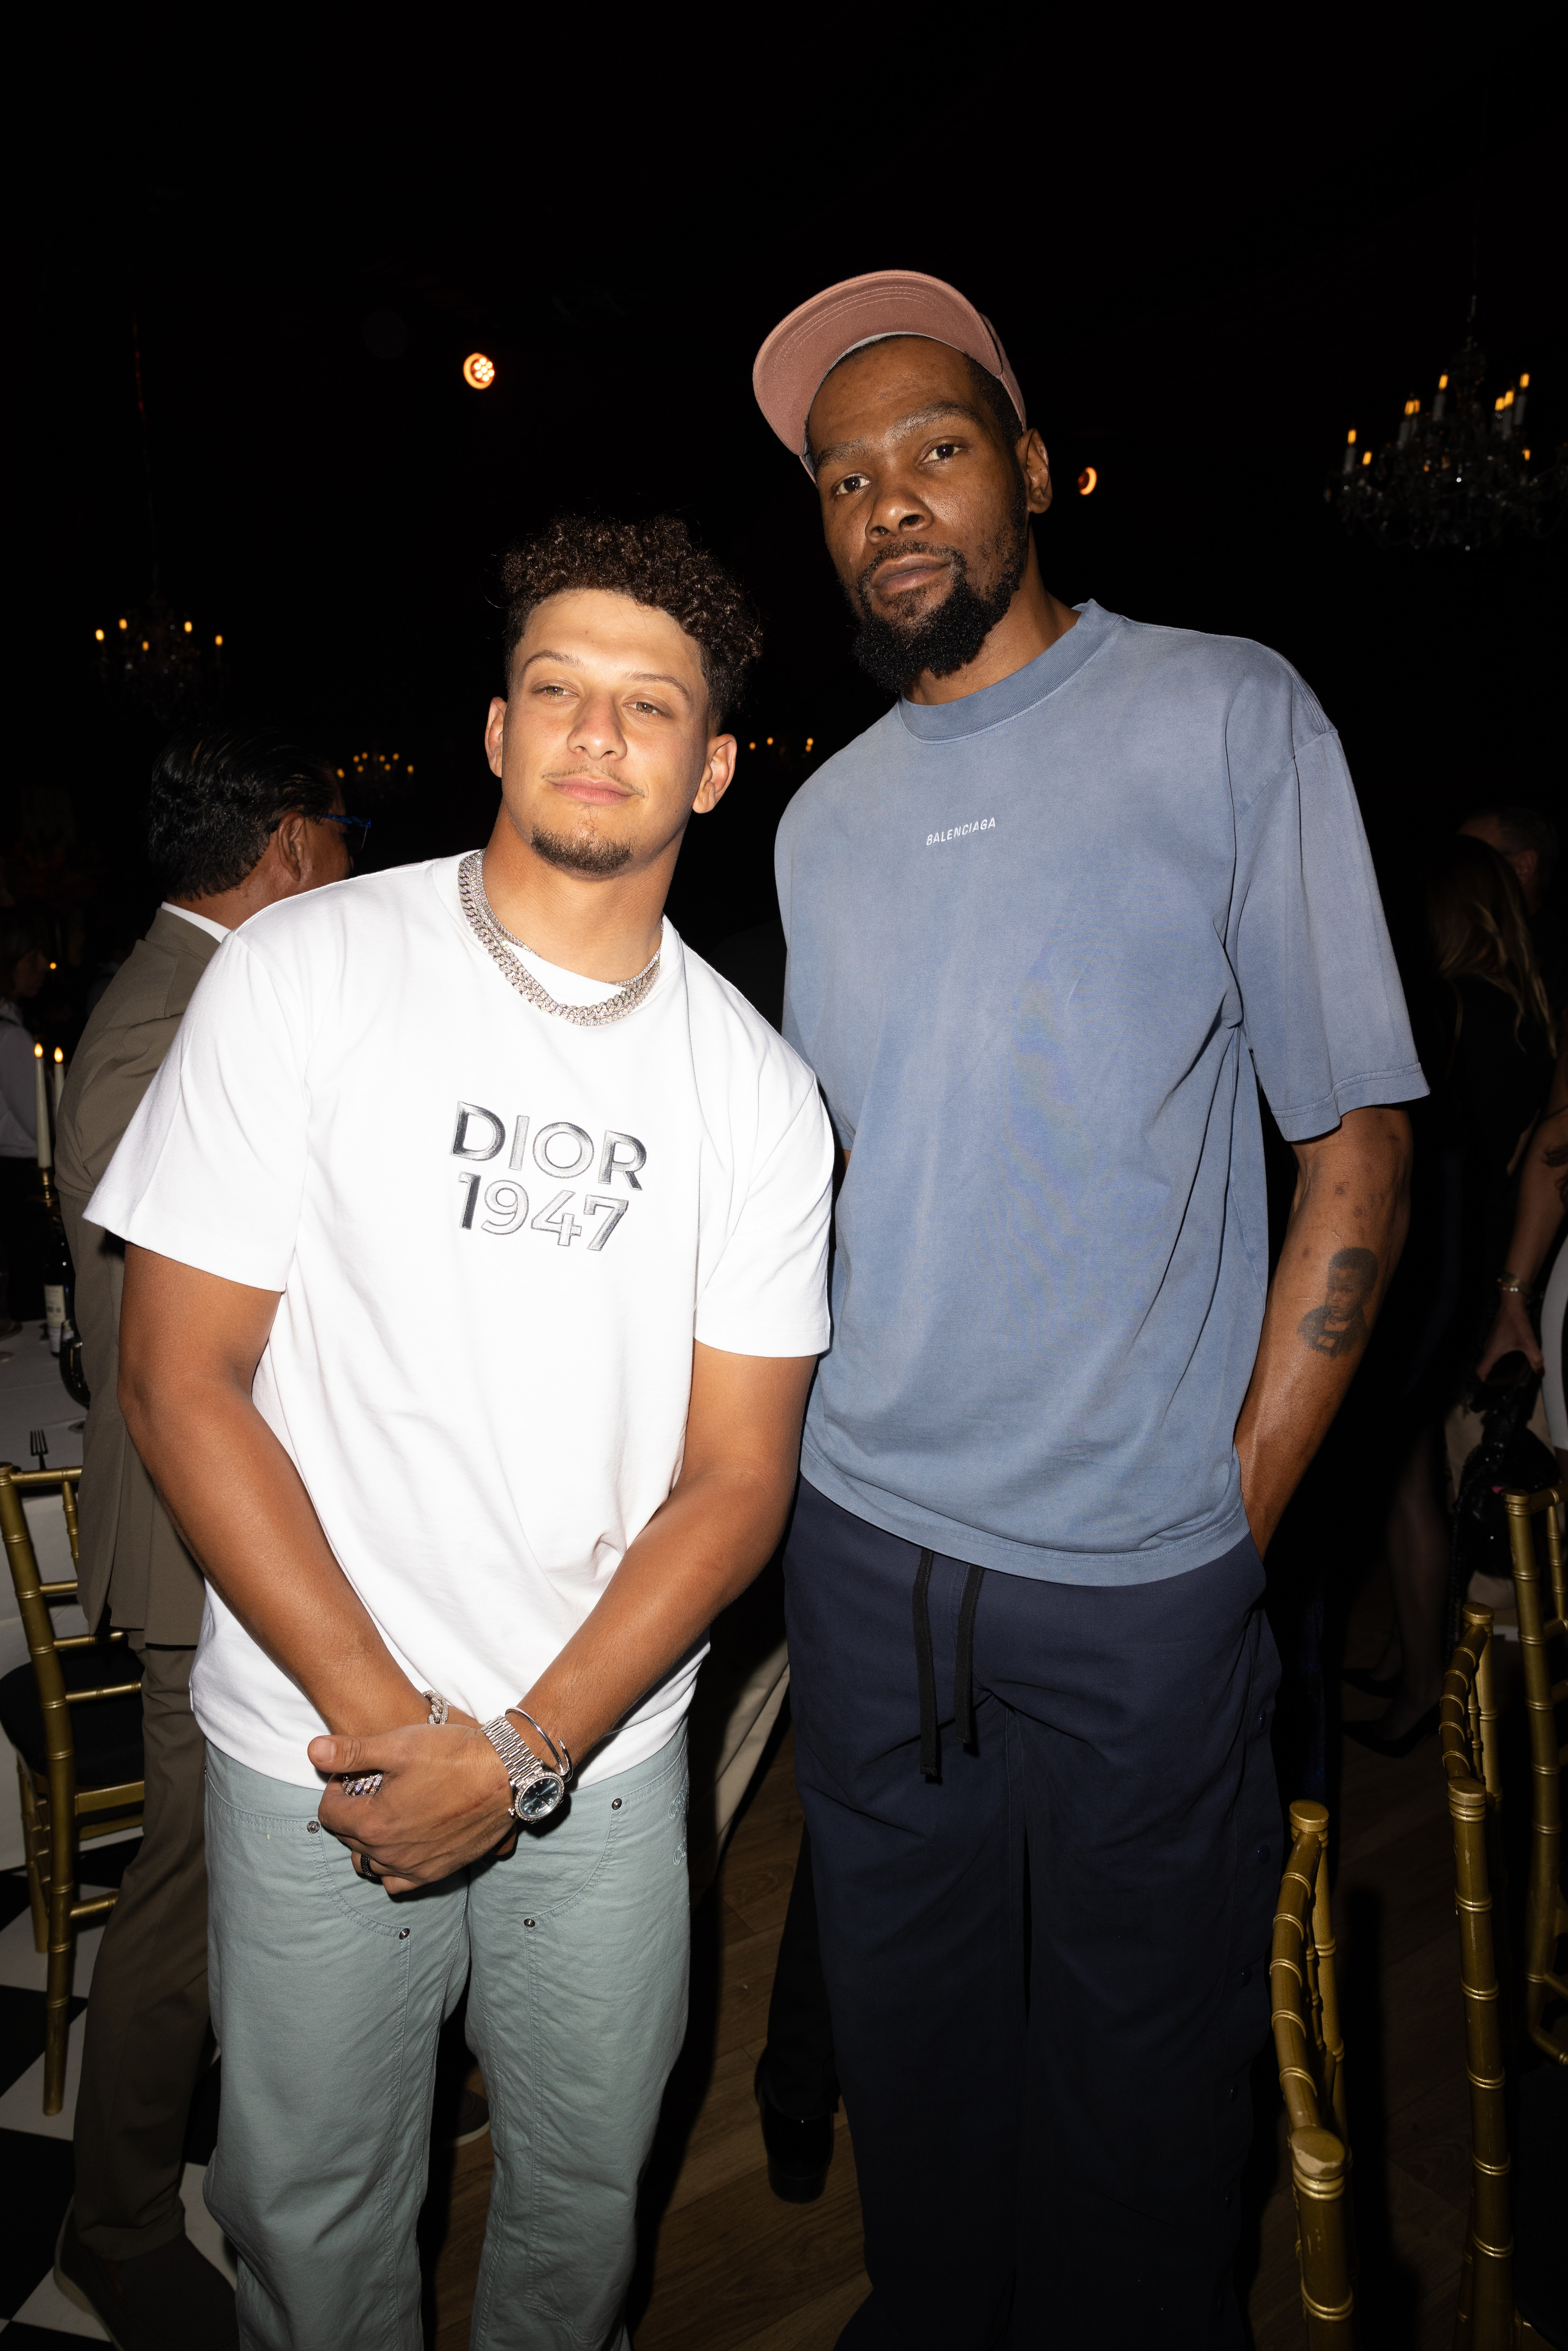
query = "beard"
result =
(529, 821, 633, 877)
(849, 478, 1032, 698)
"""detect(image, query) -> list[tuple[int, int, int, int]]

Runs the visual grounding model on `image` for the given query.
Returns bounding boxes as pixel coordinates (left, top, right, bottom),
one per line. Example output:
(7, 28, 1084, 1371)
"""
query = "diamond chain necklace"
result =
(457, 851, 661, 1028)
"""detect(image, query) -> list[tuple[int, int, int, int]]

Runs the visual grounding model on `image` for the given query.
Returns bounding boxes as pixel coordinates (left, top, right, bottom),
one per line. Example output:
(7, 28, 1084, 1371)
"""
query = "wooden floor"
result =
(421, 1562, 1486, 2350)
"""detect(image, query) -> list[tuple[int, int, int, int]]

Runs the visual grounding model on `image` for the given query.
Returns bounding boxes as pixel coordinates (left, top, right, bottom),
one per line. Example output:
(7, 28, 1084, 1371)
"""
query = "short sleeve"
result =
(694, 1078, 834, 1358)
(85, 934, 309, 1291)
(1233, 726, 1427, 1142)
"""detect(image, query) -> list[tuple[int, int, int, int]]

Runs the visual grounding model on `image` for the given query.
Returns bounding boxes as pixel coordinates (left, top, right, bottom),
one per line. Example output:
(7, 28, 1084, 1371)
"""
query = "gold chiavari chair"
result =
(0, 1462, 144, 2114)
(1503, 1482, 1568, 2066)
(1270, 1796, 1355, 2346)
(1439, 1603, 1558, 2351)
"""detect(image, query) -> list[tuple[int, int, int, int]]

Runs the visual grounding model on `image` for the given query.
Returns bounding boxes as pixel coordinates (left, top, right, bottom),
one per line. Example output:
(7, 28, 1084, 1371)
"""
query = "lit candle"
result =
(1342, 428, 1357, 477)
(33, 1041, 51, 1170)
(1514, 373, 1529, 432)
(1433, 373, 1448, 421)
(53, 1046, 65, 1117)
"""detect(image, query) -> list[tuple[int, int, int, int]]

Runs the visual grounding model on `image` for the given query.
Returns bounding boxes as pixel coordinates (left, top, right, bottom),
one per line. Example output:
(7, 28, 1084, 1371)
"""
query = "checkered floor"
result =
(0, 1838, 234, 2342)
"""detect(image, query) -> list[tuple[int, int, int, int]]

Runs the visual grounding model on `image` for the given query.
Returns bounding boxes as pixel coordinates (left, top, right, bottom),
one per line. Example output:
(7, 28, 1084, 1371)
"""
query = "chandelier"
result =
(89, 308, 227, 724)
(1328, 333, 1565, 552)
(93, 591, 225, 725)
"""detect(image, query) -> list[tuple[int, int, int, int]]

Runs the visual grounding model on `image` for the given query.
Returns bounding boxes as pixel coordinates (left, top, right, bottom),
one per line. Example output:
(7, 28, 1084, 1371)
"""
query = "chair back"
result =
(1504, 1482, 1568, 2066)
(1442, 1605, 1520, 2351)
(1270, 1797, 1354, 2344)
(0, 1461, 143, 2113)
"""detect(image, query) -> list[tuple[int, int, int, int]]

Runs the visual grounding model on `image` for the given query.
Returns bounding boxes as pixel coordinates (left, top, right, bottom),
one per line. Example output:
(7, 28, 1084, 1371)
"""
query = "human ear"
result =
(692, 734, 738, 817)
(275, 812, 308, 882)
(484, 696, 508, 781)
(1021, 429, 1053, 516)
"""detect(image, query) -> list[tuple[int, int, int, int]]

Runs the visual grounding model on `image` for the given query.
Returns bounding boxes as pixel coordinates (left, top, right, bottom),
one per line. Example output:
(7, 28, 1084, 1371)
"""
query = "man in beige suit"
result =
(54, 724, 352, 2351)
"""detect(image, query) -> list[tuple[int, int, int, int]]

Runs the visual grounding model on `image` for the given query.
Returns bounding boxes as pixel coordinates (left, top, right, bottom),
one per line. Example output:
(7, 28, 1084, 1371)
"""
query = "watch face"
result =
(514, 1771, 566, 1822)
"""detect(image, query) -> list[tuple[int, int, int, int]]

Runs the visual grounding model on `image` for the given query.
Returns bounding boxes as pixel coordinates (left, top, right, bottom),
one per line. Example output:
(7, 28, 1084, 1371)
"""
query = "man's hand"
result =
(1235, 1104, 1412, 1556)
(312, 1722, 518, 1893)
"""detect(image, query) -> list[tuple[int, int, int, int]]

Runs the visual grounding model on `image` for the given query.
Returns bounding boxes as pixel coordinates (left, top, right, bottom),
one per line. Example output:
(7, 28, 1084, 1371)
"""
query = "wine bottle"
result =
(58, 1207, 90, 1408)
(42, 1206, 70, 1358)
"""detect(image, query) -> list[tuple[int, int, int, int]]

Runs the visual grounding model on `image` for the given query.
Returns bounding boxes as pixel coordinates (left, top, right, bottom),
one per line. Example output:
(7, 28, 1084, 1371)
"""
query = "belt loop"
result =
(954, 1563, 985, 1751)
(912, 1549, 939, 1780)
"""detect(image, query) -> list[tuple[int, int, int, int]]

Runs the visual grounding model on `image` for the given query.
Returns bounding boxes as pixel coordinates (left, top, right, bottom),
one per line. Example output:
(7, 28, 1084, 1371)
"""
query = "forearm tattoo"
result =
(1297, 1246, 1379, 1361)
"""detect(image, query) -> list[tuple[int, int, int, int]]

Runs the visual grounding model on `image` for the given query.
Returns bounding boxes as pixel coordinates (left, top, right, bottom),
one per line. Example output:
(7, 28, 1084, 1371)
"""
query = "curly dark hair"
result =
(500, 514, 762, 727)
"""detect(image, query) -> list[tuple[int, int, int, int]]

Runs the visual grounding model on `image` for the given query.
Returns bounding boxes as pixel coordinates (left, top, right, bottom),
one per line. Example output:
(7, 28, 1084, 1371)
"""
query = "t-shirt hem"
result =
(1269, 1061, 1428, 1143)
(194, 1699, 693, 1793)
(797, 1446, 1253, 1587)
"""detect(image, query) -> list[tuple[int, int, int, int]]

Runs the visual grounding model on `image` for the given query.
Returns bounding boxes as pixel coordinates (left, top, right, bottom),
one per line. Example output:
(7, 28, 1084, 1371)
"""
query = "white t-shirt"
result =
(88, 856, 834, 1787)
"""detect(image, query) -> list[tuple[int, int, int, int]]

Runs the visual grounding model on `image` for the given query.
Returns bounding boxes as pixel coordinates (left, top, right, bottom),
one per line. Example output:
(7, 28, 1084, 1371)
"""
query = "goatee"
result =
(529, 823, 633, 877)
(850, 485, 1032, 699)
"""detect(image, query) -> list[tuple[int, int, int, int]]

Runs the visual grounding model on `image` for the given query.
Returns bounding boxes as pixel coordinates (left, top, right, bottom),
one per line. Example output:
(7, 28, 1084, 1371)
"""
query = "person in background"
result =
(1475, 1021, 1568, 1473)
(1459, 804, 1565, 1020)
(752, 270, 1420, 2348)
(1352, 834, 1557, 1753)
(0, 906, 53, 1318)
(708, 915, 842, 2201)
(52, 724, 352, 2351)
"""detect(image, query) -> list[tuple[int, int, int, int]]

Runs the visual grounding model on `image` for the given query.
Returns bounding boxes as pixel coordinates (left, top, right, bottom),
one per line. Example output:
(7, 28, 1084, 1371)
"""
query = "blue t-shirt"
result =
(776, 601, 1426, 1585)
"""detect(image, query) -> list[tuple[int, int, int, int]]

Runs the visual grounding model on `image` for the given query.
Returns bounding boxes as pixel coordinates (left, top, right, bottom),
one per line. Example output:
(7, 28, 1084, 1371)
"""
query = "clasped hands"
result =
(310, 1717, 520, 1895)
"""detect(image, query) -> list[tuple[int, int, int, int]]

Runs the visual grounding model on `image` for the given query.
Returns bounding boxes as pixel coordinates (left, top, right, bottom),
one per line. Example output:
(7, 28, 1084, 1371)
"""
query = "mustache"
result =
(854, 540, 964, 607)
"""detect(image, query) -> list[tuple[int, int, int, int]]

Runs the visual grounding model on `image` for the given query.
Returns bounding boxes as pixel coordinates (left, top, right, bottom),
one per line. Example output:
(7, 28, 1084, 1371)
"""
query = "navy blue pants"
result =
(783, 1479, 1281, 2351)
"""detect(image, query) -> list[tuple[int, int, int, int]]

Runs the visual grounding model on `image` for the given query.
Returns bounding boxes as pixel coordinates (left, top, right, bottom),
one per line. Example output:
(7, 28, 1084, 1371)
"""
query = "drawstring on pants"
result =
(913, 1550, 986, 1780)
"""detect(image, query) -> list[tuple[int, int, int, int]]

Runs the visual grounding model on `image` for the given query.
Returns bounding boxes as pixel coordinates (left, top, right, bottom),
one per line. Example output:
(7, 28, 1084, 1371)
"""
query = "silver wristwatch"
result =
(481, 1712, 567, 1822)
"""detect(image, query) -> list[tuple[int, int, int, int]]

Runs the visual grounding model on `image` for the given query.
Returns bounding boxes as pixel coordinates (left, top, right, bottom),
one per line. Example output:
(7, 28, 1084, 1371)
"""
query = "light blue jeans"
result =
(203, 1728, 690, 2350)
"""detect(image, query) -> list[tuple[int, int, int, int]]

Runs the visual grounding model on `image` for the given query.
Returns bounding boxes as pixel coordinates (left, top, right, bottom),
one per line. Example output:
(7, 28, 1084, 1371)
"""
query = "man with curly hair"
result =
(86, 515, 835, 2348)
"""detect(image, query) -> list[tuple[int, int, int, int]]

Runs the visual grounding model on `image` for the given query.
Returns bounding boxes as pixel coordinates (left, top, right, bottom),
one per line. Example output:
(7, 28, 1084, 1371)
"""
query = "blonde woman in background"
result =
(1353, 834, 1557, 1751)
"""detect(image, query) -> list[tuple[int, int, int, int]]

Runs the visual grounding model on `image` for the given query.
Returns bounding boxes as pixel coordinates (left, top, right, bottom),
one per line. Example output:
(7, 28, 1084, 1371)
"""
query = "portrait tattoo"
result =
(1297, 1246, 1379, 1360)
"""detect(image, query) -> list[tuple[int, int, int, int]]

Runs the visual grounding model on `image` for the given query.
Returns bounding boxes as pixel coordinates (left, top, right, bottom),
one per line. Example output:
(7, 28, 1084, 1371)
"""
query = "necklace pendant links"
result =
(457, 852, 660, 1027)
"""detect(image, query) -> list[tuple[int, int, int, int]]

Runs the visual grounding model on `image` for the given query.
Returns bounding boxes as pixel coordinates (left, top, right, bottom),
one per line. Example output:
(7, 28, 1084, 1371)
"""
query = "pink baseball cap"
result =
(753, 269, 1026, 471)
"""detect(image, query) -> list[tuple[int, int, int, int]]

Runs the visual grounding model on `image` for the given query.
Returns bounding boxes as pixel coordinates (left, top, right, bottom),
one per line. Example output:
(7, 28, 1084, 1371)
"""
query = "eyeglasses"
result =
(320, 812, 373, 858)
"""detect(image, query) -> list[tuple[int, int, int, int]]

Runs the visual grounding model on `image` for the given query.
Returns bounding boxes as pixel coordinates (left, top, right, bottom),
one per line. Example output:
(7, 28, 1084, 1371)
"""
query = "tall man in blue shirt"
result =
(752, 273, 1424, 2349)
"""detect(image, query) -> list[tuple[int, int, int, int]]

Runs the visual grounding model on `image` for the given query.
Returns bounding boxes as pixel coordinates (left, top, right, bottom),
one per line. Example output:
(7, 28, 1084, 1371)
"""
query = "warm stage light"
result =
(1077, 467, 1098, 495)
(463, 352, 496, 389)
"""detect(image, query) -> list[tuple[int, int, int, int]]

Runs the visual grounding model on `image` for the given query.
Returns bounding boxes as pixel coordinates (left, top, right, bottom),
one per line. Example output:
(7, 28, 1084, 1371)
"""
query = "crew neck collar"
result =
(896, 601, 1116, 742)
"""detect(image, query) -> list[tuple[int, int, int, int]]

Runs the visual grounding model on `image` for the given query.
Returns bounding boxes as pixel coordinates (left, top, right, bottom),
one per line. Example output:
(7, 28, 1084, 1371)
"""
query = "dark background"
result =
(13, 24, 1565, 1041)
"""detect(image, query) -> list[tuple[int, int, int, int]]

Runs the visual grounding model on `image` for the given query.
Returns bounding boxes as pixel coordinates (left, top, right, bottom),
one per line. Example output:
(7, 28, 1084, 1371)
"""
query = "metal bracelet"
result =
(511, 1706, 572, 1782)
(1495, 1277, 1533, 1296)
(344, 1689, 449, 1799)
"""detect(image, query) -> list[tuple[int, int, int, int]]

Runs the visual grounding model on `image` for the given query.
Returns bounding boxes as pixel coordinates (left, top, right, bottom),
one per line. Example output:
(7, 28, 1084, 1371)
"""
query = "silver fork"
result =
(29, 1427, 48, 1469)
